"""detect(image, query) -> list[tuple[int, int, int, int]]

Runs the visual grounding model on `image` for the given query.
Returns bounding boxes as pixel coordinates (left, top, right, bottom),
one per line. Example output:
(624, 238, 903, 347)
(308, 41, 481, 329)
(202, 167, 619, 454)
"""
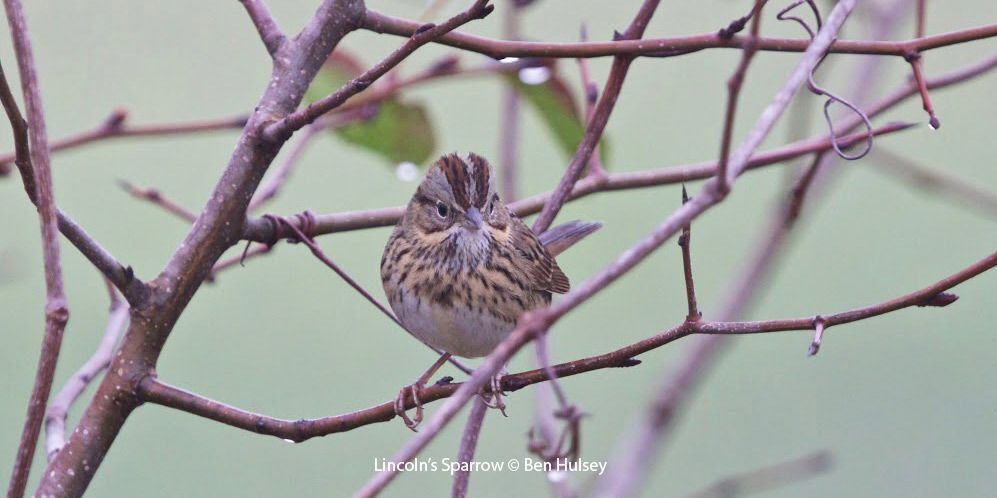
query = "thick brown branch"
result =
(362, 9, 997, 59)
(45, 285, 128, 460)
(36, 1, 367, 496)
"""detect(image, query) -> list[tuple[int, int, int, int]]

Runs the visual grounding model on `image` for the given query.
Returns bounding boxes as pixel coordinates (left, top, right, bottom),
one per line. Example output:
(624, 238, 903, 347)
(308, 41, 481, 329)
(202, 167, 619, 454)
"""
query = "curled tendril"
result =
(776, 0, 823, 38)
(779, 0, 874, 160)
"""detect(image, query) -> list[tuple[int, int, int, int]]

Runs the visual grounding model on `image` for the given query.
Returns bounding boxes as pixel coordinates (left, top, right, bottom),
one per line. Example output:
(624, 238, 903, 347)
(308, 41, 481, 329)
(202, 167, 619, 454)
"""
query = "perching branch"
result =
(136, 249, 995, 445)
(357, 4, 857, 493)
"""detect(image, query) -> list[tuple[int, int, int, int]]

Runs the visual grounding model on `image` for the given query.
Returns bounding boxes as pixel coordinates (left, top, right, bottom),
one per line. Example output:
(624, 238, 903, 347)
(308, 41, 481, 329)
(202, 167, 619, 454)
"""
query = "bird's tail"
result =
(539, 220, 603, 257)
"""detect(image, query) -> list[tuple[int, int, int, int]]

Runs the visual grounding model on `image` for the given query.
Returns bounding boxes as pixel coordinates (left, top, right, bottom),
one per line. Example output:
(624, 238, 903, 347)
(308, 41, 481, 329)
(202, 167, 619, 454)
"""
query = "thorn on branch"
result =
(617, 357, 642, 367)
(808, 316, 826, 356)
(905, 51, 941, 129)
(103, 108, 128, 130)
(917, 291, 958, 307)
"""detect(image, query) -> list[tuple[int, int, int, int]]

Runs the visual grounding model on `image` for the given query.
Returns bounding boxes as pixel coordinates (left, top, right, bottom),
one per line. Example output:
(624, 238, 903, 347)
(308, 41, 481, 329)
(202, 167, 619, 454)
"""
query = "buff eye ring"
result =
(436, 201, 449, 218)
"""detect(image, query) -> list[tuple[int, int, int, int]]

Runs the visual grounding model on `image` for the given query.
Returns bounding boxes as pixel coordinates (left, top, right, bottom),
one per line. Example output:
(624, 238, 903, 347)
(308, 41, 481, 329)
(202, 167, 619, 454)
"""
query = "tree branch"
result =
(356, 4, 857, 493)
(239, 0, 286, 56)
(450, 398, 489, 498)
(36, 1, 367, 495)
(135, 250, 995, 451)
(243, 121, 910, 242)
(0, 110, 246, 169)
(44, 283, 128, 461)
(362, 9, 997, 59)
(531, 0, 662, 234)
(261, 0, 495, 143)
(680, 451, 832, 498)
(118, 180, 198, 223)
(1, 0, 70, 494)
(715, 1, 763, 193)
(867, 147, 997, 218)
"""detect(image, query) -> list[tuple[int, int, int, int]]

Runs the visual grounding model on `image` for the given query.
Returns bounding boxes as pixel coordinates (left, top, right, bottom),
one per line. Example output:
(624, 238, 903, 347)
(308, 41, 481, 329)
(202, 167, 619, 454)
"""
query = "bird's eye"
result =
(435, 201, 449, 218)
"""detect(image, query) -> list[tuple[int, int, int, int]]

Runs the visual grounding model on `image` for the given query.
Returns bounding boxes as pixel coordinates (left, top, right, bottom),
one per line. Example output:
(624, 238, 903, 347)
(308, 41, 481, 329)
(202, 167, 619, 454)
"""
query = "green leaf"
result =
(507, 64, 608, 161)
(335, 100, 436, 165)
(305, 50, 436, 166)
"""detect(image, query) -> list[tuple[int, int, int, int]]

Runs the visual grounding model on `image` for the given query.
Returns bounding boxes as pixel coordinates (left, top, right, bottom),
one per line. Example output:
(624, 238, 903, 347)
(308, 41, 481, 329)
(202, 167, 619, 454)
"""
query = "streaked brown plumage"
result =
(381, 153, 596, 358)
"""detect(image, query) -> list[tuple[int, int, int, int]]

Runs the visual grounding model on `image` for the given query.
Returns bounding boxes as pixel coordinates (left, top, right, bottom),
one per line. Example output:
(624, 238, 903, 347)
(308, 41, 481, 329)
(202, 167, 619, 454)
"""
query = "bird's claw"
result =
(479, 373, 507, 417)
(394, 383, 425, 431)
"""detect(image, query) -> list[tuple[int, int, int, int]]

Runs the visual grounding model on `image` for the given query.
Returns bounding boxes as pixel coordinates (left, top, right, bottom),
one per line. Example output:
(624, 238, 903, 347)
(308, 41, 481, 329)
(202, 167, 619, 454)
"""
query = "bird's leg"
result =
(394, 352, 451, 431)
(479, 366, 508, 417)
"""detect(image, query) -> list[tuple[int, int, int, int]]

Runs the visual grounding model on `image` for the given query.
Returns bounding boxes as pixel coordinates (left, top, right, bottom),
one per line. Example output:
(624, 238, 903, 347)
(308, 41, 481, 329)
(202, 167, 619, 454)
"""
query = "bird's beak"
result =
(464, 207, 484, 231)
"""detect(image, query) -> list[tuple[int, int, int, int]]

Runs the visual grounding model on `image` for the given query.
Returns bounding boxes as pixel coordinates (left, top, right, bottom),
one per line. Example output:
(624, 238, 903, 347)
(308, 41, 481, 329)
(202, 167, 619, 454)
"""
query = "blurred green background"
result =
(1, 1, 995, 497)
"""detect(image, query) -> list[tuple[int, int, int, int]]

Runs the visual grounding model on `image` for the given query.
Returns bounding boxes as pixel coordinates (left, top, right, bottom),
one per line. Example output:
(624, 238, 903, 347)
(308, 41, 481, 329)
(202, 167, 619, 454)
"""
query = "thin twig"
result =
(250, 109, 373, 211)
(272, 214, 472, 374)
(531, 0, 663, 234)
(0, 109, 246, 168)
(44, 282, 128, 461)
(243, 122, 912, 241)
(575, 23, 605, 178)
(262, 0, 495, 142)
(2, 0, 70, 495)
(680, 450, 832, 498)
(118, 180, 198, 223)
(498, 4, 521, 201)
(362, 9, 997, 59)
(678, 186, 699, 322)
(716, 0, 764, 192)
(905, 51, 940, 128)
(867, 147, 997, 218)
(450, 398, 489, 498)
(206, 244, 275, 282)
